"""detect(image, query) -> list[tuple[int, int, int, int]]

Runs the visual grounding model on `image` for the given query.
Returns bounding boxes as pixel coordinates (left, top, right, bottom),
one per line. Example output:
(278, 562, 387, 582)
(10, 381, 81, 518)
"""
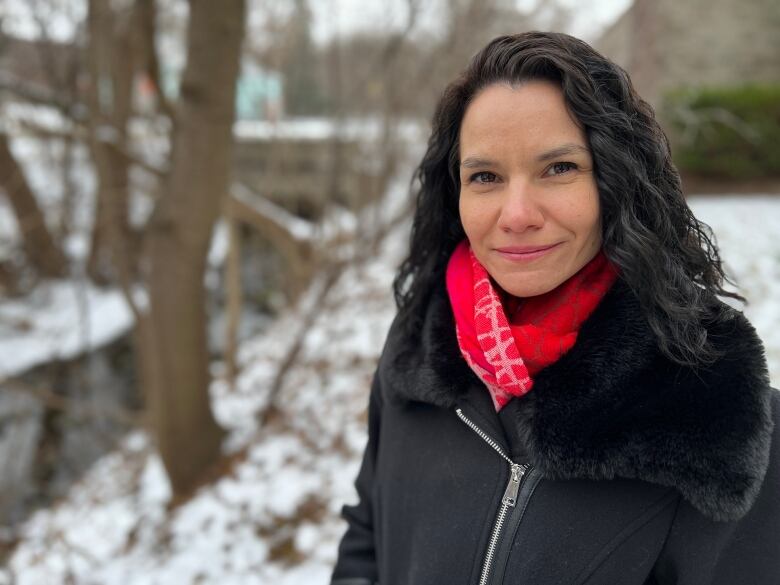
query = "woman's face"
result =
(458, 80, 602, 298)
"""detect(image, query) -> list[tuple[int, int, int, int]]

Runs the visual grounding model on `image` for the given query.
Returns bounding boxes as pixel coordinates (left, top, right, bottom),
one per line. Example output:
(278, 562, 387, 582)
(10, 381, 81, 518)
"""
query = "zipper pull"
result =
(502, 464, 526, 507)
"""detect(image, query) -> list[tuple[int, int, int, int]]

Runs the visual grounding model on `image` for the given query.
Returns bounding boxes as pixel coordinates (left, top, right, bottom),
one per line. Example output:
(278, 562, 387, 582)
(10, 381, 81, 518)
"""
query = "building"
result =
(595, 0, 780, 108)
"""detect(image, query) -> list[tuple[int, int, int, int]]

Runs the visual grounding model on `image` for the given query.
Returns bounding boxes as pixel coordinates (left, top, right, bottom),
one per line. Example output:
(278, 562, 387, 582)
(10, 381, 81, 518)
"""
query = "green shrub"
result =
(661, 84, 780, 179)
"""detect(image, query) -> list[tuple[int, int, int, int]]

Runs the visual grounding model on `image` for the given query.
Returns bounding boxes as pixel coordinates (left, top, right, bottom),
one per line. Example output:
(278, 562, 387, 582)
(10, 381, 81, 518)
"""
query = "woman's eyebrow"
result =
(536, 143, 590, 162)
(460, 144, 591, 169)
(460, 157, 496, 169)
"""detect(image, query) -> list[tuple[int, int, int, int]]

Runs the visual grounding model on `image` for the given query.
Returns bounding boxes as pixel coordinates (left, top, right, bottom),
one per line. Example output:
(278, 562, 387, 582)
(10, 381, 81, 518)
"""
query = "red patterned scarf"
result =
(445, 240, 619, 411)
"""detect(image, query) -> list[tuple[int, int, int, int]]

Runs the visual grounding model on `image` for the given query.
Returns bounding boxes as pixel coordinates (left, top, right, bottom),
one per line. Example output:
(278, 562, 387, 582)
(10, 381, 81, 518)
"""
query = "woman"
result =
(330, 31, 779, 585)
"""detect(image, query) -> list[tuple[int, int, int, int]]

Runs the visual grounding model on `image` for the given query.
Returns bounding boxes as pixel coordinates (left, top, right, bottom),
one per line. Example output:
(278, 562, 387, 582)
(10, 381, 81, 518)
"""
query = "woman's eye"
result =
(469, 171, 497, 184)
(546, 162, 578, 176)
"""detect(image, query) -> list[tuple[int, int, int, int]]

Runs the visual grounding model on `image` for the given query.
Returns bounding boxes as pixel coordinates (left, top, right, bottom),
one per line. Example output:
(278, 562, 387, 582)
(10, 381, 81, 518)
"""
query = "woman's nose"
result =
(496, 180, 545, 233)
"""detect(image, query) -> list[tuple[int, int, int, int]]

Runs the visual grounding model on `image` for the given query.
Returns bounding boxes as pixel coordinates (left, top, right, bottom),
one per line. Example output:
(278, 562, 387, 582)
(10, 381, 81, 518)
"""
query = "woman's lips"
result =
(494, 242, 562, 261)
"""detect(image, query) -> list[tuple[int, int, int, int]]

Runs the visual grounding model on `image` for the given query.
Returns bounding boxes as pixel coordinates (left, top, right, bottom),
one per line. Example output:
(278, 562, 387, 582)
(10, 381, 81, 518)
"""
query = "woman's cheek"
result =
(461, 198, 490, 236)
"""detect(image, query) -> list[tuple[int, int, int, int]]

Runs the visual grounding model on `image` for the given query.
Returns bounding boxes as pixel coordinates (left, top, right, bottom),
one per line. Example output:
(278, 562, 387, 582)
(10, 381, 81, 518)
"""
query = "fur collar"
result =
(380, 278, 775, 522)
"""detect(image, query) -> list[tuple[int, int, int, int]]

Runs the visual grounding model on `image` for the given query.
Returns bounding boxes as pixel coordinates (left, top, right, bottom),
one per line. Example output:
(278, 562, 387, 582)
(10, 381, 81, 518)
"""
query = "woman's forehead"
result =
(459, 83, 589, 160)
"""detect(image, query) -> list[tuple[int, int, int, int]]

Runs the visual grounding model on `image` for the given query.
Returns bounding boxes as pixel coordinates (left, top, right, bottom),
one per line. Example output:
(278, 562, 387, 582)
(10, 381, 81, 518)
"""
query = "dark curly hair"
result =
(393, 31, 742, 367)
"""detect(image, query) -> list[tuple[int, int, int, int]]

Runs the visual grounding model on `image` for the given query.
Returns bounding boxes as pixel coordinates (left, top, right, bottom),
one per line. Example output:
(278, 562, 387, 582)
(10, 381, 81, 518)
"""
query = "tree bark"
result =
(0, 133, 66, 278)
(144, 0, 245, 496)
(85, 0, 135, 286)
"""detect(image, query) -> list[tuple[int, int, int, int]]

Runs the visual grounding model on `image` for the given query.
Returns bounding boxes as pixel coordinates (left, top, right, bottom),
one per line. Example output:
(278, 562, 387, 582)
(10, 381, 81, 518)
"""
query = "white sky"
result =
(309, 0, 633, 44)
(0, 0, 632, 44)
(0, 0, 85, 41)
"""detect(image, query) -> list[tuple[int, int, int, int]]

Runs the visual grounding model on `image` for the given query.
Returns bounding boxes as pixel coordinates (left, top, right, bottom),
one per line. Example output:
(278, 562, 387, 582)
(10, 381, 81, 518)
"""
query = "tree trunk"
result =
(0, 133, 66, 278)
(85, 0, 135, 286)
(225, 217, 242, 386)
(144, 0, 245, 496)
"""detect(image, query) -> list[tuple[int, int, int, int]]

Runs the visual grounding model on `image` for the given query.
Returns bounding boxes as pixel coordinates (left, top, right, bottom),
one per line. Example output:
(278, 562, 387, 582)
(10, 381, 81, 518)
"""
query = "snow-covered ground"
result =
(2, 195, 779, 585)
(4, 217, 405, 585)
(0, 280, 133, 379)
(689, 196, 780, 382)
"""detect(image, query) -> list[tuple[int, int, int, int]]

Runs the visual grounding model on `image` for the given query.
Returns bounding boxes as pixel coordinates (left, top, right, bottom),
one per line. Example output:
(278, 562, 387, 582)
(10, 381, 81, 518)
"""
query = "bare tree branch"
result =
(1, 379, 145, 427)
(0, 71, 80, 114)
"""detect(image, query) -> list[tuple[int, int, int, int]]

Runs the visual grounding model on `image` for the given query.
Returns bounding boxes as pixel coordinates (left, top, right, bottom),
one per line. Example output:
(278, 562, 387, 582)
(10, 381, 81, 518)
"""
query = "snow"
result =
(234, 117, 428, 145)
(688, 196, 780, 383)
(231, 182, 317, 242)
(0, 113, 96, 259)
(0, 279, 133, 379)
(2, 194, 779, 585)
(0, 102, 76, 135)
(4, 218, 403, 584)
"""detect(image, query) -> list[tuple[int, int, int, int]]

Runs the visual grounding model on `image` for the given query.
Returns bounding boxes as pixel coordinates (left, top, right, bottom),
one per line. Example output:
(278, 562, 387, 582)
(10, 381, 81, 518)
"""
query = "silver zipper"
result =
(456, 407, 530, 585)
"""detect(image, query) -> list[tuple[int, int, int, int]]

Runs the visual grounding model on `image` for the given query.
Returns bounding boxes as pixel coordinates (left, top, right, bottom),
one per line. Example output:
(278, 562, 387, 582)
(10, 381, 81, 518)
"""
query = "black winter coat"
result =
(330, 278, 780, 585)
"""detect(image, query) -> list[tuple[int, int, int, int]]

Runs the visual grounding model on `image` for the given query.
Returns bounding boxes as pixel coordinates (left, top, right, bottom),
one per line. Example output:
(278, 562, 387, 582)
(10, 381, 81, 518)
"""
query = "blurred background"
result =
(0, 0, 777, 583)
